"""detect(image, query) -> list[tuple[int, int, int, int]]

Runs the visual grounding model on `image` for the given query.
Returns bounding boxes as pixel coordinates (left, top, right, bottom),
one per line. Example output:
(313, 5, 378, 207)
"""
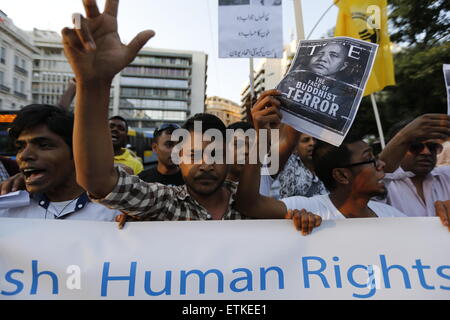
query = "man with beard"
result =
(378, 114, 450, 218)
(60, 0, 321, 233)
(99, 113, 246, 221)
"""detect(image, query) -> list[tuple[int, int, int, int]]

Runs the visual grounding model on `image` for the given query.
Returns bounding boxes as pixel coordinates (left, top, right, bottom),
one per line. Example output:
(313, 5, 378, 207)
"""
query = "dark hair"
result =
(154, 123, 181, 143)
(182, 113, 227, 138)
(312, 130, 364, 191)
(109, 115, 129, 132)
(227, 121, 254, 131)
(9, 104, 74, 150)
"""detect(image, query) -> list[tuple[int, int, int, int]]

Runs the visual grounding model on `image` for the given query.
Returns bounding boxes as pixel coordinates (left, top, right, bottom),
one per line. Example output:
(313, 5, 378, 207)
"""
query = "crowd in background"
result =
(0, 0, 449, 235)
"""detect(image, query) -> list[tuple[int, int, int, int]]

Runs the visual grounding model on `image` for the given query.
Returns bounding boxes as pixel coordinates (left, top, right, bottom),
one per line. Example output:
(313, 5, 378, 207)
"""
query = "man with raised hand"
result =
(378, 114, 450, 219)
(236, 101, 450, 231)
(61, 0, 321, 233)
(62, 0, 153, 199)
(237, 96, 406, 221)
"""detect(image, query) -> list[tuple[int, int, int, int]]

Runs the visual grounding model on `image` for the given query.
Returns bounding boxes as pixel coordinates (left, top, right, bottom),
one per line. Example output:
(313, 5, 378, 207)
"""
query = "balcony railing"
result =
(15, 65, 28, 76)
(0, 84, 10, 93)
(14, 91, 27, 99)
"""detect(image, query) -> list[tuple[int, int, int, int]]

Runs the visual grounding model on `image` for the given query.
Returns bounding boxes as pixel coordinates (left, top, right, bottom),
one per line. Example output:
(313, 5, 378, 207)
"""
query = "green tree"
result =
(389, 0, 450, 49)
(352, 1, 450, 141)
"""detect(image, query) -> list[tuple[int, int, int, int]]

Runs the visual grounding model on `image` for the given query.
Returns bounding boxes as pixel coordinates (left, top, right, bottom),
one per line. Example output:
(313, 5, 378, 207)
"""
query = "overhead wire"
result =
(305, 0, 338, 40)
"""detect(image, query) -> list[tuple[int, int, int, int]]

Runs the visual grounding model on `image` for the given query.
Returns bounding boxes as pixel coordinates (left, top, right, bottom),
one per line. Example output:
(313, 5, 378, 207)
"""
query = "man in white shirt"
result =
(437, 138, 450, 166)
(238, 129, 405, 221)
(0, 191, 120, 221)
(379, 114, 450, 217)
(236, 96, 450, 231)
(0, 104, 119, 221)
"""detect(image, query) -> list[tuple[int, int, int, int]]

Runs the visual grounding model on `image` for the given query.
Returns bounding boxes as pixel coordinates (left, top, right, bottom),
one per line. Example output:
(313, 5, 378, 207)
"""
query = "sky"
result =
(1, 0, 338, 104)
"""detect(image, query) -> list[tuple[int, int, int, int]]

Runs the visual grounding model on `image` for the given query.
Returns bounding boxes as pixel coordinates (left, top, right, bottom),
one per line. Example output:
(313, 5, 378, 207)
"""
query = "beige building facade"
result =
(0, 11, 37, 110)
(205, 96, 241, 126)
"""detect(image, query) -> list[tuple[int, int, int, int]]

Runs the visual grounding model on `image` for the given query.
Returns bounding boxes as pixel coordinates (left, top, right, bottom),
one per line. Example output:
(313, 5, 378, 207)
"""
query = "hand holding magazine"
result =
(276, 37, 378, 146)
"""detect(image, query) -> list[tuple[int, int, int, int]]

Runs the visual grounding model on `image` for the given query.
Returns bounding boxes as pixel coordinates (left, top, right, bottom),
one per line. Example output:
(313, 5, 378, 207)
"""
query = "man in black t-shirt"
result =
(139, 164, 184, 186)
(139, 123, 184, 186)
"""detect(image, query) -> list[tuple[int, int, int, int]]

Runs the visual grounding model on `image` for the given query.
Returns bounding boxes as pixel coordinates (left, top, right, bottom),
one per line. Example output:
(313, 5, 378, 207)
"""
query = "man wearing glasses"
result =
(236, 126, 407, 221)
(378, 114, 450, 218)
(138, 123, 184, 186)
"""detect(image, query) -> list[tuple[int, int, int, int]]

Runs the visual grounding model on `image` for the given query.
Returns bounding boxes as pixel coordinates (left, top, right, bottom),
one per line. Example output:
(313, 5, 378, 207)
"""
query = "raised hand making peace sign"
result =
(62, 0, 155, 83)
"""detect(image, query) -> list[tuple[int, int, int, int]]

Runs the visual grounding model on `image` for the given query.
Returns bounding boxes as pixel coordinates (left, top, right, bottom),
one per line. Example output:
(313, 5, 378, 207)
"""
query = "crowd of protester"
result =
(0, 0, 449, 236)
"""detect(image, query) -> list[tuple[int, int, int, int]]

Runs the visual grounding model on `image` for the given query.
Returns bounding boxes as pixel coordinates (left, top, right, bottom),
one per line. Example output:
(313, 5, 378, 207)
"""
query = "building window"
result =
(121, 87, 188, 99)
(123, 66, 189, 78)
(13, 78, 18, 92)
(0, 71, 4, 85)
(20, 80, 25, 93)
(0, 47, 5, 64)
(120, 98, 188, 110)
(120, 77, 189, 88)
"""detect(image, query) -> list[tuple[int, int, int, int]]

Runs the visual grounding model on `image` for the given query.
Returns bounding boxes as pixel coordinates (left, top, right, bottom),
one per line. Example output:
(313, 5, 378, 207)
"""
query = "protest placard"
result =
(276, 37, 378, 146)
(218, 0, 283, 58)
(1, 217, 448, 300)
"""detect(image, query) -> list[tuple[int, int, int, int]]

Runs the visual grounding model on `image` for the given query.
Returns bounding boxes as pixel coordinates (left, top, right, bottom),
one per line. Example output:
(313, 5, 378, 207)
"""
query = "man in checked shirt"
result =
(60, 0, 321, 234)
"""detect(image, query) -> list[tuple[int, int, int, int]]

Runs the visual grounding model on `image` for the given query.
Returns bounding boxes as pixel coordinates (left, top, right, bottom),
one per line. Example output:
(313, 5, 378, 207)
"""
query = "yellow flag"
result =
(334, 0, 395, 96)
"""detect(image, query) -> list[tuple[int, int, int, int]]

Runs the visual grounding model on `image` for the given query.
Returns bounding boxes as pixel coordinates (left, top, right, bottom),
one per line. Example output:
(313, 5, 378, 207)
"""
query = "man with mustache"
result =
(378, 114, 450, 217)
(60, 0, 320, 232)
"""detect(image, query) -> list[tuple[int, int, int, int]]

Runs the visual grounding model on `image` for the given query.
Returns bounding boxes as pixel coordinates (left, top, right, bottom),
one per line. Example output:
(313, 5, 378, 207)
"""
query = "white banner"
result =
(0, 217, 449, 300)
(218, 0, 283, 58)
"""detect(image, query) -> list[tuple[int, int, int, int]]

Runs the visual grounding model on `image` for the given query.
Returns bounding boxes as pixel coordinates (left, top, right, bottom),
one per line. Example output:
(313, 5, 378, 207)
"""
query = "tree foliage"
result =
(389, 0, 450, 49)
(351, 0, 450, 140)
